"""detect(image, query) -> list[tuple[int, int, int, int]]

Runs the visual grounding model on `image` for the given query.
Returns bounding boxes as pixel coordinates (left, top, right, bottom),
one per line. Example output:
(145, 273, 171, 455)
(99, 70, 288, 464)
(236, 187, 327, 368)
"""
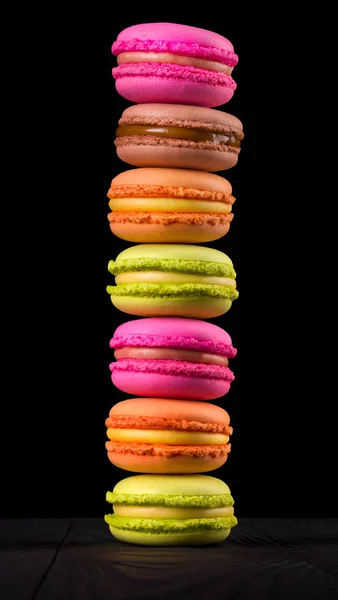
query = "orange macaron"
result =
(107, 167, 235, 243)
(105, 398, 233, 474)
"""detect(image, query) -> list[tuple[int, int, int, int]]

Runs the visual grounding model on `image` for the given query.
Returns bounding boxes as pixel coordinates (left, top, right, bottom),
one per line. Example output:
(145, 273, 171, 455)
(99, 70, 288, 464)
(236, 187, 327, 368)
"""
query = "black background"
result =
(4, 7, 335, 520)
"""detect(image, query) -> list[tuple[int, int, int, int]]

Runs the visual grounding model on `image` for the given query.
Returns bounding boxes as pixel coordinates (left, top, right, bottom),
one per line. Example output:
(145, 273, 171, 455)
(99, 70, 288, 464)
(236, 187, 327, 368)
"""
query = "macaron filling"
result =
(117, 52, 234, 75)
(114, 347, 229, 366)
(107, 429, 229, 445)
(113, 505, 234, 518)
(108, 197, 233, 213)
(104, 514, 237, 532)
(117, 114, 244, 138)
(114, 272, 236, 287)
(116, 125, 241, 147)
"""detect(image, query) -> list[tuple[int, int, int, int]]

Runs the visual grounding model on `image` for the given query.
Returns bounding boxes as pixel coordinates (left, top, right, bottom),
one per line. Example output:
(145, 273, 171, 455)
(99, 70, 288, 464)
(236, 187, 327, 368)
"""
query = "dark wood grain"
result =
(7, 518, 334, 600)
(0, 519, 71, 600)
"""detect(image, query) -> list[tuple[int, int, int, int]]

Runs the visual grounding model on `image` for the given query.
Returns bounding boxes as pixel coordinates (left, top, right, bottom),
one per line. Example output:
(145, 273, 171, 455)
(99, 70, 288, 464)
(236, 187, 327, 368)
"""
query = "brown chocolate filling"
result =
(116, 125, 241, 148)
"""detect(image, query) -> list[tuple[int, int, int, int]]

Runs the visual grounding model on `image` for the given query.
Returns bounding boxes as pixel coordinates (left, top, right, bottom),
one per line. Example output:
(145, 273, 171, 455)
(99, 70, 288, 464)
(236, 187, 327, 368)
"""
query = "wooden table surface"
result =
(1, 518, 338, 600)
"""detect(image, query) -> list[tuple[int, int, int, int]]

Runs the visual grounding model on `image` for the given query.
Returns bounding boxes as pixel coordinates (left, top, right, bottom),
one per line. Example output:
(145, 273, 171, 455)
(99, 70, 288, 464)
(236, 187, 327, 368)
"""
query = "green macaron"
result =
(106, 244, 238, 319)
(105, 474, 237, 546)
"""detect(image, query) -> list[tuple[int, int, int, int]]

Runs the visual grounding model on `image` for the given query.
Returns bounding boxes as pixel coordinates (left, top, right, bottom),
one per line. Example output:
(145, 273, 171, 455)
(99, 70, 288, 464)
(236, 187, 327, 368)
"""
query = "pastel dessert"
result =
(105, 474, 237, 546)
(109, 317, 236, 400)
(115, 104, 244, 172)
(107, 244, 239, 319)
(107, 168, 236, 243)
(105, 398, 233, 473)
(112, 22, 238, 107)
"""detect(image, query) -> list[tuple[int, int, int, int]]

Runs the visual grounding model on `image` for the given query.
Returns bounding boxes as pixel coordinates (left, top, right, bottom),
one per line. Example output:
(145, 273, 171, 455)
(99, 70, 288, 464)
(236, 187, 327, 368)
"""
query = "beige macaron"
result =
(114, 104, 244, 172)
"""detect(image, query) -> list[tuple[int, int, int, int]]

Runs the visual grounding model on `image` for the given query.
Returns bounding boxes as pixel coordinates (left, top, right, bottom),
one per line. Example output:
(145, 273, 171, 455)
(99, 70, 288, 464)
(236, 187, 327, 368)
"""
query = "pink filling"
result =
(112, 39, 238, 66)
(112, 63, 236, 89)
(109, 359, 235, 381)
(110, 334, 237, 358)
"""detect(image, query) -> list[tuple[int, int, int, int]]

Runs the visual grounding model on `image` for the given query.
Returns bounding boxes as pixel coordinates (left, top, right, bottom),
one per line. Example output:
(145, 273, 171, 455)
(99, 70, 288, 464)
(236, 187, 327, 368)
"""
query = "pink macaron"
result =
(112, 23, 238, 108)
(109, 317, 237, 401)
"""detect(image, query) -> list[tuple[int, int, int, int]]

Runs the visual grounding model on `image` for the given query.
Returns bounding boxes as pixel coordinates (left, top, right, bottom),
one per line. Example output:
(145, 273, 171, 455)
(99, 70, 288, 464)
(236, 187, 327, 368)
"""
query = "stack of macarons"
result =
(104, 22, 243, 546)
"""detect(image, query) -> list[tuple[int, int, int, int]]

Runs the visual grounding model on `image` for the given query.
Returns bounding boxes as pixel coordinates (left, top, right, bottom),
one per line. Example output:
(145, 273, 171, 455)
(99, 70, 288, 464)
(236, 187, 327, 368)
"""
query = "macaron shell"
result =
(113, 23, 235, 55)
(109, 525, 231, 546)
(114, 347, 229, 365)
(111, 370, 231, 400)
(109, 220, 231, 243)
(107, 451, 228, 473)
(119, 104, 243, 132)
(114, 243, 233, 263)
(112, 473, 231, 496)
(110, 295, 232, 319)
(111, 317, 235, 349)
(116, 142, 238, 172)
(110, 167, 233, 194)
(114, 71, 234, 108)
(109, 397, 230, 424)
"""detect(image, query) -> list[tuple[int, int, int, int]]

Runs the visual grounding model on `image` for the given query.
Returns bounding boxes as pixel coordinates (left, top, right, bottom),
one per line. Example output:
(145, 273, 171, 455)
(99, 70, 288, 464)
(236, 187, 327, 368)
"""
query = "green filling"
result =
(107, 283, 239, 300)
(106, 492, 234, 508)
(108, 258, 236, 278)
(104, 514, 237, 532)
